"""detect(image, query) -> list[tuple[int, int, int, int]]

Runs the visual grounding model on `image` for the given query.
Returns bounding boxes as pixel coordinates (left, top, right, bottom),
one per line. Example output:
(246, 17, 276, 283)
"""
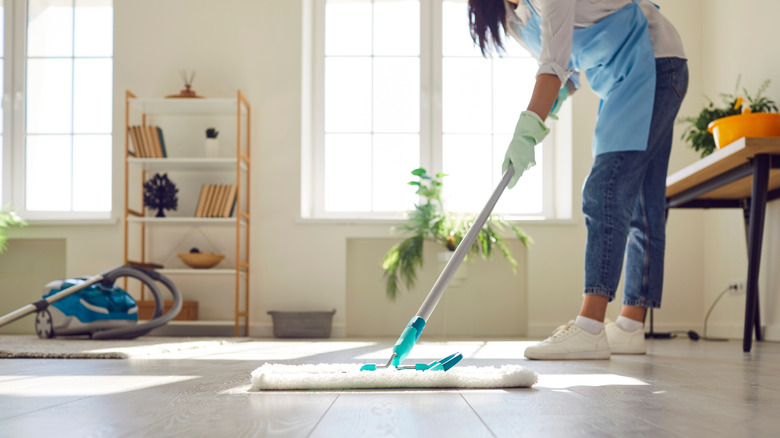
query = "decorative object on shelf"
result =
(678, 78, 778, 157)
(267, 309, 336, 338)
(0, 205, 26, 254)
(143, 173, 179, 217)
(205, 127, 220, 158)
(177, 247, 225, 269)
(381, 168, 532, 300)
(165, 70, 204, 98)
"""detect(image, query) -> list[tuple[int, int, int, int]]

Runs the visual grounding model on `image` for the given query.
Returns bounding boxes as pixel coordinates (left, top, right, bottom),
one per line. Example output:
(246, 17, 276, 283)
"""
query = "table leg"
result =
(743, 155, 770, 352)
(741, 200, 763, 343)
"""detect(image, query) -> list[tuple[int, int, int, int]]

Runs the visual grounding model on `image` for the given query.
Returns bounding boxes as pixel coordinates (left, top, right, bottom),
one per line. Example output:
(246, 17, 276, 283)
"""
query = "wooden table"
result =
(666, 137, 780, 352)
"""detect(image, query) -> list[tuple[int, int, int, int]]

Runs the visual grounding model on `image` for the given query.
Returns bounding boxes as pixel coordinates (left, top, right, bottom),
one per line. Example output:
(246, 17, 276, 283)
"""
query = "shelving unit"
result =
(123, 90, 251, 336)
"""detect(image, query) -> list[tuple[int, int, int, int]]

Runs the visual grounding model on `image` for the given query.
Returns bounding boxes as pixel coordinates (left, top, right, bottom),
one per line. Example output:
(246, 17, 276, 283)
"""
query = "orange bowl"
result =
(177, 252, 225, 269)
(708, 113, 780, 149)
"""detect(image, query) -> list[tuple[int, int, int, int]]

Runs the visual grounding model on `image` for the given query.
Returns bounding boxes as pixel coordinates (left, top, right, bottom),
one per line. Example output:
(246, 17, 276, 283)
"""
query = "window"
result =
(0, 0, 113, 220)
(310, 0, 558, 219)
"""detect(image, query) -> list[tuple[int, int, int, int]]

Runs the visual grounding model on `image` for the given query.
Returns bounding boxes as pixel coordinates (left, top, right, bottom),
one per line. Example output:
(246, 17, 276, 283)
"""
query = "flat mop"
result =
(252, 168, 537, 390)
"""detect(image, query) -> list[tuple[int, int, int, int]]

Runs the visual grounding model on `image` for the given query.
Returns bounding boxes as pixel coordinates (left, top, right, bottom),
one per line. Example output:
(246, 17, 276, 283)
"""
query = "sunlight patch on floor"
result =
(187, 341, 378, 361)
(536, 374, 649, 389)
(0, 375, 197, 397)
(469, 341, 537, 359)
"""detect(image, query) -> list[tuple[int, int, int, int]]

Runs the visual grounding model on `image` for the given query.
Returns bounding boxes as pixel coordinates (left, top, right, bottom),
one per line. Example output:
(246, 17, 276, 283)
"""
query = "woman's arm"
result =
(527, 73, 561, 122)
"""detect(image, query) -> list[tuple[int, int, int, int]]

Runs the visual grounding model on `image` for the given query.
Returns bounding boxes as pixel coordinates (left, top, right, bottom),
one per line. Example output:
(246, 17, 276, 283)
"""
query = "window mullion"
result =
(70, 0, 75, 212)
(369, 0, 375, 212)
(11, 0, 26, 213)
(1, 0, 14, 205)
(419, 0, 432, 177)
(311, 0, 326, 218)
(428, 0, 442, 178)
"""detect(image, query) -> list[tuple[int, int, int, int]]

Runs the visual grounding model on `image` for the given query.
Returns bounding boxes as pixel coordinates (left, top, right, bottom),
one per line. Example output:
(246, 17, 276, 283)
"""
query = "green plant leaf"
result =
(677, 78, 777, 157)
(0, 206, 27, 255)
(381, 168, 532, 299)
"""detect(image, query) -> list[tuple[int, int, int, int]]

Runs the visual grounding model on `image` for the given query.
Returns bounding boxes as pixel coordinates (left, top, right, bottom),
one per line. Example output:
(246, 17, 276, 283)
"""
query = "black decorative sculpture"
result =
(143, 173, 179, 217)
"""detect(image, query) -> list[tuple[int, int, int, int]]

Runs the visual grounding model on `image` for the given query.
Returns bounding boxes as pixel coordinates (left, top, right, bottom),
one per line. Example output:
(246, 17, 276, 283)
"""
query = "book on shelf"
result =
(156, 127, 167, 157)
(214, 184, 229, 217)
(128, 126, 143, 157)
(194, 185, 209, 218)
(128, 125, 167, 158)
(208, 184, 222, 217)
(222, 185, 238, 217)
(196, 183, 212, 218)
(205, 184, 220, 217)
(195, 183, 238, 218)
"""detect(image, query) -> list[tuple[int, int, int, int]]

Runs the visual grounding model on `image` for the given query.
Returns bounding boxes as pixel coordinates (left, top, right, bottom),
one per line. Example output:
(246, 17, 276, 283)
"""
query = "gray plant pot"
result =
(267, 309, 336, 338)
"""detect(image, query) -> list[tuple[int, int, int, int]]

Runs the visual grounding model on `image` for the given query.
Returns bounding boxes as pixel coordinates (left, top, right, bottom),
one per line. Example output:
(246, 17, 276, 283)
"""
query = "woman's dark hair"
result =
(468, 0, 508, 56)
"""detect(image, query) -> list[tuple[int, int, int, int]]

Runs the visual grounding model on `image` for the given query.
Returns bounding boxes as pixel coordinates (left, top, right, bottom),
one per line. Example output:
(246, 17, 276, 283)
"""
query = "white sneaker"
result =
(524, 321, 610, 360)
(605, 321, 647, 354)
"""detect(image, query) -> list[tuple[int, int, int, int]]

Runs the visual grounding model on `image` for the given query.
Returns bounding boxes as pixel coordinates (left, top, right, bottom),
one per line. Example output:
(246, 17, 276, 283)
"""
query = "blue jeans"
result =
(582, 57, 688, 308)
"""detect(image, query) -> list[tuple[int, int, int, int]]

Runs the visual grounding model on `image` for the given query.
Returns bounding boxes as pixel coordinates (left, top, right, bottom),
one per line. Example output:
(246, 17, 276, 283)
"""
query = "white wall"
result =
(2, 0, 722, 338)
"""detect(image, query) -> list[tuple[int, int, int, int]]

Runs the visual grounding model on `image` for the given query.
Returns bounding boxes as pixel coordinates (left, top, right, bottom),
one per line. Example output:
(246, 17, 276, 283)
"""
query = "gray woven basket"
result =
(267, 309, 336, 338)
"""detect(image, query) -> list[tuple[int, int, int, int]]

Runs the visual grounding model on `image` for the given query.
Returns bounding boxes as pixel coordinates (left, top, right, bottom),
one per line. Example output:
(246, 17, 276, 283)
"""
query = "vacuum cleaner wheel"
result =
(35, 309, 55, 339)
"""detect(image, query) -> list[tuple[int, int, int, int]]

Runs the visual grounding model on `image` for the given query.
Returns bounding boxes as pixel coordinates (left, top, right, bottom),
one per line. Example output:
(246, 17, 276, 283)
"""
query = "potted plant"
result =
(381, 168, 532, 300)
(0, 206, 26, 254)
(678, 78, 778, 158)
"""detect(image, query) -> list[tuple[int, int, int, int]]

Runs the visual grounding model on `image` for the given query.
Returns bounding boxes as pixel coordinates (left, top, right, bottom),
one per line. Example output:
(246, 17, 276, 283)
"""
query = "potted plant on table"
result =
(678, 78, 778, 158)
(381, 168, 532, 300)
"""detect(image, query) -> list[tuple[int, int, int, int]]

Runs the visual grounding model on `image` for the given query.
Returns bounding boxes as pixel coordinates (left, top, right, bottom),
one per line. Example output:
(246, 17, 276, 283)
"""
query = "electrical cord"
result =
(644, 285, 739, 341)
(700, 285, 733, 342)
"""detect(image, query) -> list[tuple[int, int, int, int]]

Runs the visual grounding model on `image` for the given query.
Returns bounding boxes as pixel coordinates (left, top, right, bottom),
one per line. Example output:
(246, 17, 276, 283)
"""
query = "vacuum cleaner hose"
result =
(91, 265, 183, 339)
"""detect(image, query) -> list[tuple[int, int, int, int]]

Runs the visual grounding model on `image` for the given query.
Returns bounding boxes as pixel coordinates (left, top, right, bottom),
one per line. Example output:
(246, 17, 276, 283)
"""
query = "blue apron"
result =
(515, 0, 656, 156)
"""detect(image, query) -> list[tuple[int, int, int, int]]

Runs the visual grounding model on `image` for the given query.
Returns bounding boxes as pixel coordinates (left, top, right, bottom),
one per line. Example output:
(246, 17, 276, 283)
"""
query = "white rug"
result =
(251, 363, 538, 390)
(0, 335, 250, 359)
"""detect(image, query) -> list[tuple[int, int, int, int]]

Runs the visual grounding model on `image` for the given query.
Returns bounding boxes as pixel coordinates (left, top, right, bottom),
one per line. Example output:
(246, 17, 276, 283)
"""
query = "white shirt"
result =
(504, 0, 686, 90)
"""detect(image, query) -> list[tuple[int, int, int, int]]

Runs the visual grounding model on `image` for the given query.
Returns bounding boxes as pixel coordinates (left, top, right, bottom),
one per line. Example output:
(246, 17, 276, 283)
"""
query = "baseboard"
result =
(698, 324, 746, 340)
(149, 322, 347, 339)
(249, 323, 347, 339)
(697, 323, 780, 341)
(759, 324, 780, 341)
(528, 324, 569, 338)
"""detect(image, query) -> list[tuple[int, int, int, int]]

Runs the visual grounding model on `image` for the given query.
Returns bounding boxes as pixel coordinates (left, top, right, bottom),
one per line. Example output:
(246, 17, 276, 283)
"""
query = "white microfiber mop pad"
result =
(251, 363, 537, 390)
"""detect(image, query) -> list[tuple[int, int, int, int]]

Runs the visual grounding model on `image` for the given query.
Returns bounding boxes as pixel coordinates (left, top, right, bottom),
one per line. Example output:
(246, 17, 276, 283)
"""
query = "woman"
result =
(468, 0, 688, 359)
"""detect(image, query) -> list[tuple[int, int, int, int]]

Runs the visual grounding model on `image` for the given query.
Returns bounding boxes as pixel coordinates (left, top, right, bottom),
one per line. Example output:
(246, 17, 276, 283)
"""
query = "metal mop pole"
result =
(388, 167, 515, 367)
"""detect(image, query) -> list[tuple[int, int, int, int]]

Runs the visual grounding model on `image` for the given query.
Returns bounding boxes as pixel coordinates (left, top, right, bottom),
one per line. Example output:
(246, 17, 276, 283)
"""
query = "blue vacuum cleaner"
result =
(0, 265, 182, 339)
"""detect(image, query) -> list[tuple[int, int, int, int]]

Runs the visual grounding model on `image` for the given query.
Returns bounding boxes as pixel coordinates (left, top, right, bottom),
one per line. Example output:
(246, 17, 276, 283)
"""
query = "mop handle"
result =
(416, 166, 514, 321)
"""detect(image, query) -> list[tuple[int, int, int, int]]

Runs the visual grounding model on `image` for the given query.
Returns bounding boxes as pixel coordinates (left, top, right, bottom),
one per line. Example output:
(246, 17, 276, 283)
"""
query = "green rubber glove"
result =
(502, 111, 550, 189)
(547, 86, 570, 121)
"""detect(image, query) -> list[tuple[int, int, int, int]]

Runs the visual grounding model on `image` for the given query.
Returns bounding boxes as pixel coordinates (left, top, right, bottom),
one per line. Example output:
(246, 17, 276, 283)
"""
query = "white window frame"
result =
(1, 0, 113, 221)
(1, 0, 14, 208)
(307, 0, 566, 221)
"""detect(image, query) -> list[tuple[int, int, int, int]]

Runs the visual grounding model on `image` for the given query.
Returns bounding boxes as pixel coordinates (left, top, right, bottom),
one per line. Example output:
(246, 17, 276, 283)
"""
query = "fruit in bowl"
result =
(177, 248, 225, 269)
